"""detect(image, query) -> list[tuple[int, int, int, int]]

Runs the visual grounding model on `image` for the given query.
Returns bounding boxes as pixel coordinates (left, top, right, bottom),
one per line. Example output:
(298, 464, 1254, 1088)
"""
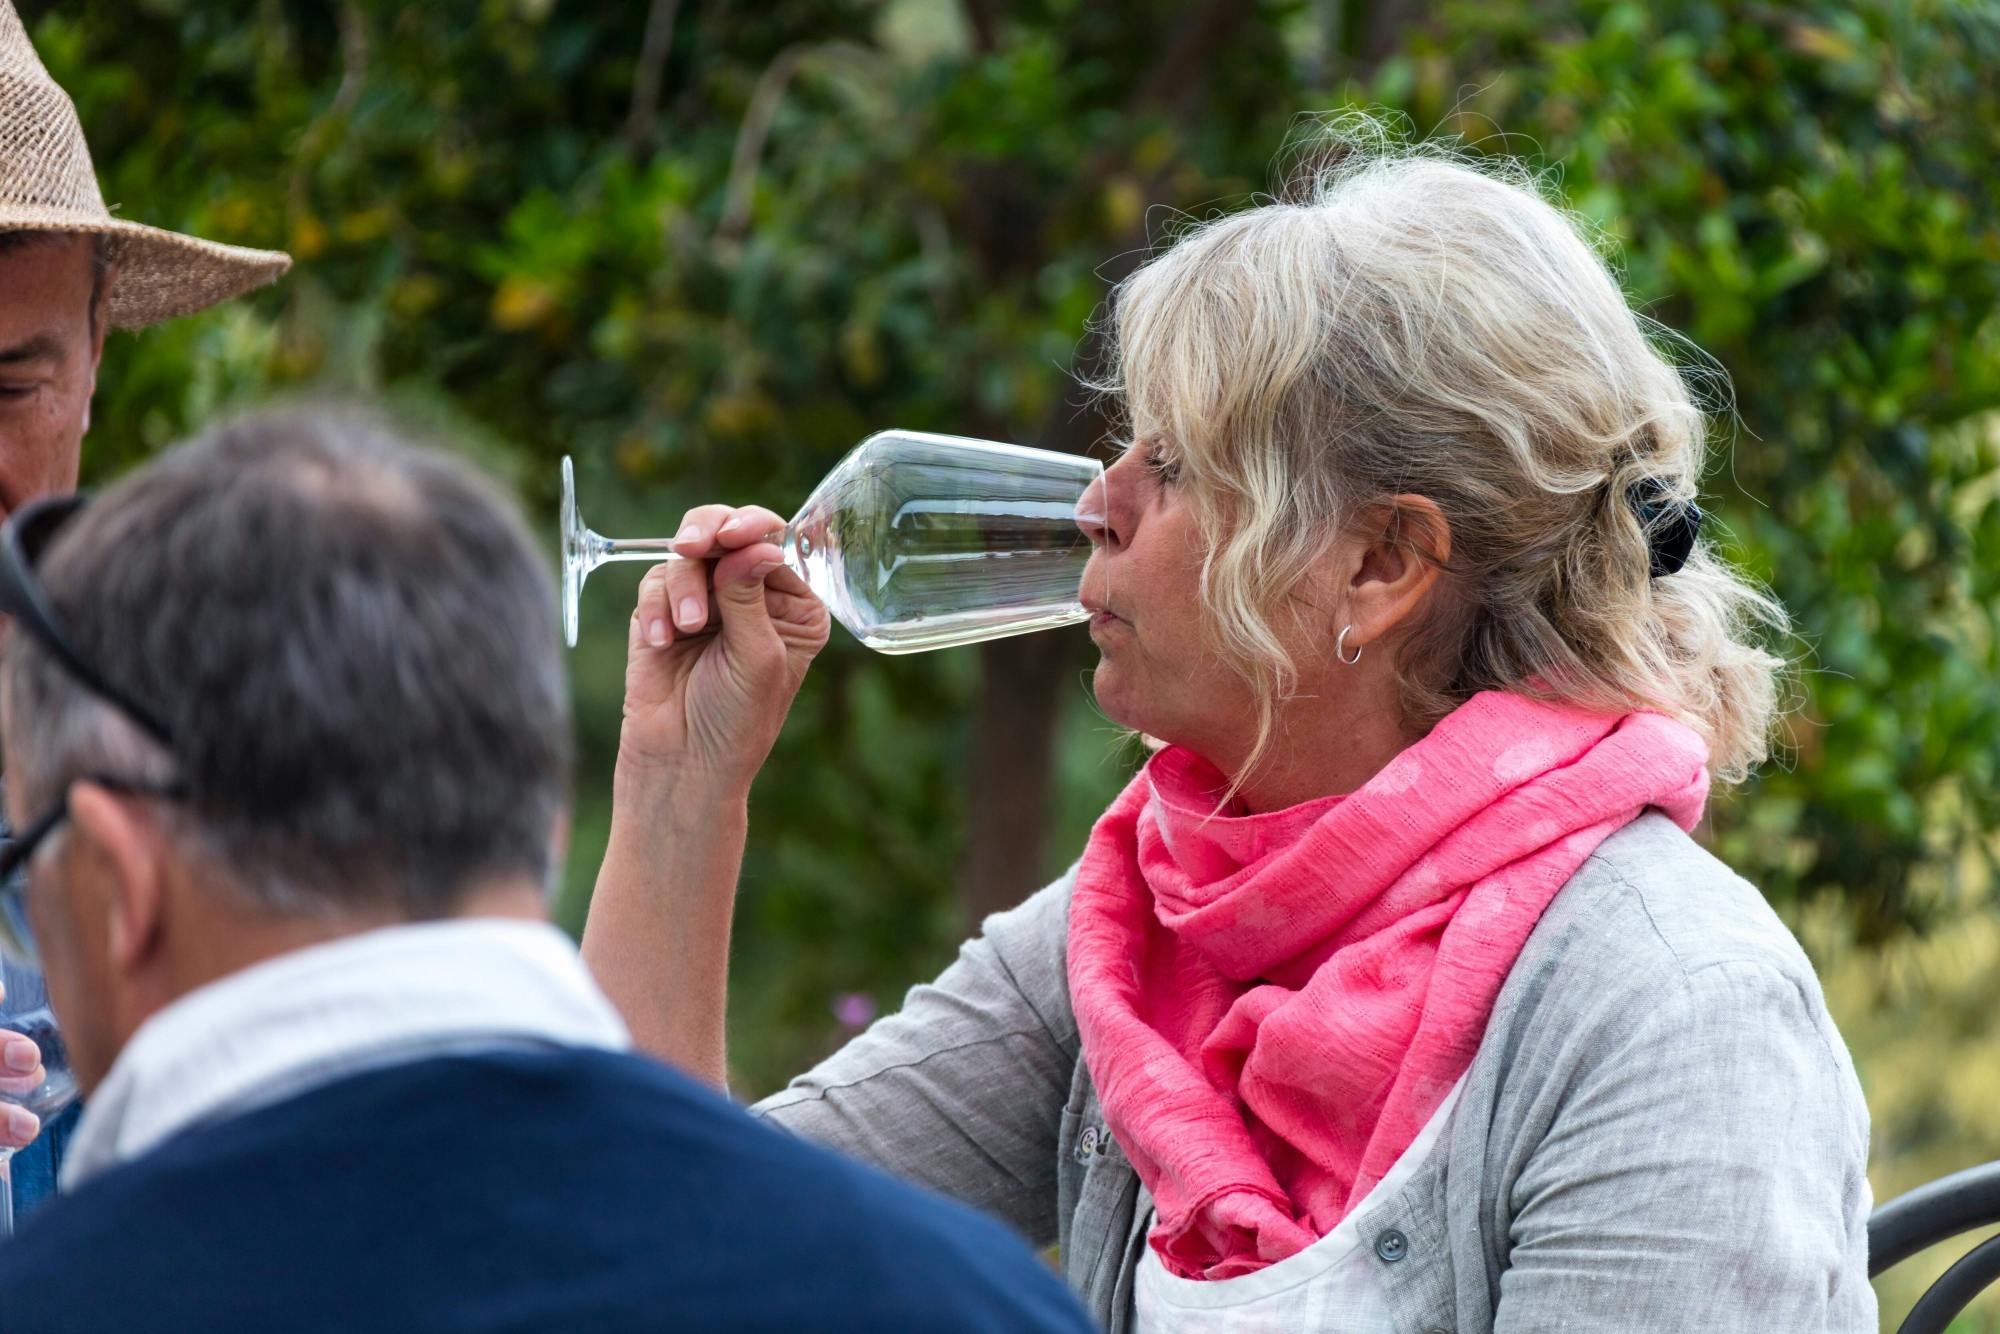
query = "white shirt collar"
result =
(63, 918, 630, 1189)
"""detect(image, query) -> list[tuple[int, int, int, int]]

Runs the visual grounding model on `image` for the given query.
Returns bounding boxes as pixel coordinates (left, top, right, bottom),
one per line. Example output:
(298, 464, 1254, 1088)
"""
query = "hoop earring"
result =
(1336, 625, 1363, 665)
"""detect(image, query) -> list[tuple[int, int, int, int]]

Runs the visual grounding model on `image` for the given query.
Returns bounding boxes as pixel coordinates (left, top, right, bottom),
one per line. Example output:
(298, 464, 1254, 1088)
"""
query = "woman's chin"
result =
(1088, 664, 1153, 736)
(1089, 671, 1224, 764)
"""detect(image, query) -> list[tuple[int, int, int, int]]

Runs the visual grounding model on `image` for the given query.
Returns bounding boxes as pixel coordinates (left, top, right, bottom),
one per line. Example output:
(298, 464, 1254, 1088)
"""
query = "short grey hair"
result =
(2, 407, 572, 918)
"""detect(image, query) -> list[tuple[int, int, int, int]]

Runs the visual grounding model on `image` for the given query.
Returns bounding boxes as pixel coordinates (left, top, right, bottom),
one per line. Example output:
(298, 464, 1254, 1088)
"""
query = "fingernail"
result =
(646, 619, 668, 647)
(3, 1039, 37, 1073)
(676, 598, 703, 629)
(6, 1106, 36, 1141)
(750, 561, 782, 580)
(673, 525, 697, 545)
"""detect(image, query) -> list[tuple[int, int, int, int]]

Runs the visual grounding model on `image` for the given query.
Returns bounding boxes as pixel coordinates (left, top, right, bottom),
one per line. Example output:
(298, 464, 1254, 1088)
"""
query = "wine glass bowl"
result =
(0, 1010, 72, 1121)
(560, 431, 1105, 654)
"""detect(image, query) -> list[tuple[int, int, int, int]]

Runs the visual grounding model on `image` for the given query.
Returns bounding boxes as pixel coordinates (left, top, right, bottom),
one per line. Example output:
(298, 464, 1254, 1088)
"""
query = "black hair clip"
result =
(1628, 478, 1702, 578)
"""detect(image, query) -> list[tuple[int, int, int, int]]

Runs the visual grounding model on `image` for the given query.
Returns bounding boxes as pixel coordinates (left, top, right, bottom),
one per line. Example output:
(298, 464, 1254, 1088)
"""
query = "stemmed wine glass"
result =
(561, 430, 1105, 653)
(0, 972, 77, 1237)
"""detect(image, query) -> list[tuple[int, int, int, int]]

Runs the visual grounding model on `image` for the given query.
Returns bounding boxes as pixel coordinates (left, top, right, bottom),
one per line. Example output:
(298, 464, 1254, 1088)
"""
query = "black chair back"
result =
(1870, 1162, 2000, 1334)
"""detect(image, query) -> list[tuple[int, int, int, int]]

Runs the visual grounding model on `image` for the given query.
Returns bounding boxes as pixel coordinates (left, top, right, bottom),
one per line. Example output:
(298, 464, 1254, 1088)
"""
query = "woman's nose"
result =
(1076, 473, 1109, 547)
(1075, 467, 1127, 551)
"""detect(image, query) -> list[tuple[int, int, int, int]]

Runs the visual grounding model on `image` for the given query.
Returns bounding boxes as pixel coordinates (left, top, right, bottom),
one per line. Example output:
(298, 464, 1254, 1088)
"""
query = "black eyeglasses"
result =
(0, 493, 184, 967)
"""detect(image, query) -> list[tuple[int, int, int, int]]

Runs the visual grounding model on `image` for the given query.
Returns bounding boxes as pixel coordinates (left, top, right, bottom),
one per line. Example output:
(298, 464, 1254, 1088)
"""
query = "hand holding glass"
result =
(561, 430, 1104, 653)
(0, 1002, 76, 1237)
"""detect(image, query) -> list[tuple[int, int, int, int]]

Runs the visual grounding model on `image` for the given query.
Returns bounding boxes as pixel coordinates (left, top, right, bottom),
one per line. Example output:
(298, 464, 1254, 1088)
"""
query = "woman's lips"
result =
(1081, 581, 1125, 633)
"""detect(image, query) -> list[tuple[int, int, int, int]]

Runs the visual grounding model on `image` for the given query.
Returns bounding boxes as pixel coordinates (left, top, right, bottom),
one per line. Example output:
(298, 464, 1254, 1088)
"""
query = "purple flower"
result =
(832, 992, 877, 1029)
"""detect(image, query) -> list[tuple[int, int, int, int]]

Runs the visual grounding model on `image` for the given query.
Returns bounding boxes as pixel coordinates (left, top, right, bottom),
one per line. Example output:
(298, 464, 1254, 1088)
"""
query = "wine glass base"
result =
(560, 456, 583, 648)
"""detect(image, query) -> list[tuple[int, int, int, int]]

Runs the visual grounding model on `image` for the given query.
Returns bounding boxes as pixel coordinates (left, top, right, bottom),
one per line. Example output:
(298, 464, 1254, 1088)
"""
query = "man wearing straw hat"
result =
(0, 0, 289, 1216)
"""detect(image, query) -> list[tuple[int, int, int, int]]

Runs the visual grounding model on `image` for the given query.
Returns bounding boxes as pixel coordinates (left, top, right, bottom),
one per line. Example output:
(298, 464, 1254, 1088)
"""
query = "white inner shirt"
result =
(62, 917, 630, 1190)
(1133, 1076, 1466, 1333)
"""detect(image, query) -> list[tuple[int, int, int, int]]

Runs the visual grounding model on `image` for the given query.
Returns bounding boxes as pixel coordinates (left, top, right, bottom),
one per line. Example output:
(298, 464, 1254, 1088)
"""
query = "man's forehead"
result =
(0, 234, 96, 352)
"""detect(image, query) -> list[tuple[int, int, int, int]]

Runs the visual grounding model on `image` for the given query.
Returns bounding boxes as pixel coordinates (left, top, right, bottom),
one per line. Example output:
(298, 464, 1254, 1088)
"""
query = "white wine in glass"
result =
(561, 430, 1104, 653)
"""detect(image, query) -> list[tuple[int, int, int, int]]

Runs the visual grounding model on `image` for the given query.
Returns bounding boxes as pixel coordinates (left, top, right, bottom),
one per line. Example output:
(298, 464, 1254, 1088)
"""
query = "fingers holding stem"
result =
(636, 503, 789, 649)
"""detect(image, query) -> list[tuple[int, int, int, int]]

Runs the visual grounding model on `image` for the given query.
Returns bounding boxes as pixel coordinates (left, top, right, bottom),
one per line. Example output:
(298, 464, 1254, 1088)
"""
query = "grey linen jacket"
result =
(753, 812, 1875, 1332)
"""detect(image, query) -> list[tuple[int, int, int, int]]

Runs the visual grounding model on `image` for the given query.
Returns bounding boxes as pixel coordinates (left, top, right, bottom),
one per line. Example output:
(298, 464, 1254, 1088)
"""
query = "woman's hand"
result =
(617, 503, 831, 798)
(588, 503, 827, 1087)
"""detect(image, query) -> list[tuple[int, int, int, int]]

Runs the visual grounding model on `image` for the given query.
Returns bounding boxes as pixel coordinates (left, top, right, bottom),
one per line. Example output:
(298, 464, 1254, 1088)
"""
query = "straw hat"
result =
(0, 0, 290, 328)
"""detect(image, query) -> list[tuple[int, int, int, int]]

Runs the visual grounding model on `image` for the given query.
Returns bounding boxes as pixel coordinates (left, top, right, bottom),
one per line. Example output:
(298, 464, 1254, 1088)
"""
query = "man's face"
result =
(0, 234, 105, 520)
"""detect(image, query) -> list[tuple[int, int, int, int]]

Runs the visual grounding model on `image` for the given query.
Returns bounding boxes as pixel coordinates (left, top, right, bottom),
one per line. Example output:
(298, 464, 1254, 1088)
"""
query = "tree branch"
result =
(960, 0, 1001, 54)
(288, 1, 369, 231)
(625, 0, 685, 156)
(1133, 0, 1253, 121)
(716, 44, 810, 242)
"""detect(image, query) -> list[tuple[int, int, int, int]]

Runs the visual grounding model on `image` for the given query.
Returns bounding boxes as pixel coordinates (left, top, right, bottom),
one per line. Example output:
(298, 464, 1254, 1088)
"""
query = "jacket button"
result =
(1374, 1228, 1408, 1263)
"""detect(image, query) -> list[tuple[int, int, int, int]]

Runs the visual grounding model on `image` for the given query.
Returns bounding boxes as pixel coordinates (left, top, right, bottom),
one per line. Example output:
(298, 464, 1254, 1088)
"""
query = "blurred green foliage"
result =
(19, 2, 2000, 1322)
(1431, 1, 2000, 945)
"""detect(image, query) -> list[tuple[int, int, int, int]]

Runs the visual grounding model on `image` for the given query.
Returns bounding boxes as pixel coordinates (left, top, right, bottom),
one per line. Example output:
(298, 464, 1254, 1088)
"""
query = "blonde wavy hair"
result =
(1098, 118, 1788, 784)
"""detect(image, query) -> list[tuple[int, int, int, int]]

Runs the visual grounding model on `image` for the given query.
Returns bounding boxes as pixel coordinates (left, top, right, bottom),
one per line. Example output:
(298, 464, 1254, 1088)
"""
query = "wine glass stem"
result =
(596, 537, 686, 564)
(0, 1147, 15, 1238)
(593, 527, 792, 567)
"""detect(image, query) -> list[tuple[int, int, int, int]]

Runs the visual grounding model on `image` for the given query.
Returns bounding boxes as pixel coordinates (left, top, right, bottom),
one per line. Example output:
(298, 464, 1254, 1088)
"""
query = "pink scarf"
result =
(1067, 691, 1709, 1280)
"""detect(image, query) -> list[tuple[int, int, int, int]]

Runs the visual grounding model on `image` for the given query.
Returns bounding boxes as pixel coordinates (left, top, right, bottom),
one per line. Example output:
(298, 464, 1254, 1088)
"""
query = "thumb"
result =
(711, 543, 784, 659)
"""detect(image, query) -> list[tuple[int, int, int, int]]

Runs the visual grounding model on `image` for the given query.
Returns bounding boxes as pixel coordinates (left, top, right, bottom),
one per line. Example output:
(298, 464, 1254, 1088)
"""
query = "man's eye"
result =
(0, 383, 38, 399)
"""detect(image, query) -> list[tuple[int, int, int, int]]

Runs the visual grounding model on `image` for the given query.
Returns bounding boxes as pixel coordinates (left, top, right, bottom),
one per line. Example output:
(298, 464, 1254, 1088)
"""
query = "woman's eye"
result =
(1144, 449, 1182, 484)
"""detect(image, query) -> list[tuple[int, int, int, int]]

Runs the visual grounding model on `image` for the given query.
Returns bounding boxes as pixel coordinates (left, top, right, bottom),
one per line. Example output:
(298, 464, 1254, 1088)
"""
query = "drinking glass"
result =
(0, 995, 77, 1237)
(561, 430, 1104, 653)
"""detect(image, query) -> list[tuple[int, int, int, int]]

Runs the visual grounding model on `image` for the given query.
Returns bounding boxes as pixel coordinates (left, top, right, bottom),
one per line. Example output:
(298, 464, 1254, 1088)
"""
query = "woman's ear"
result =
(66, 782, 170, 978)
(1344, 495, 1451, 647)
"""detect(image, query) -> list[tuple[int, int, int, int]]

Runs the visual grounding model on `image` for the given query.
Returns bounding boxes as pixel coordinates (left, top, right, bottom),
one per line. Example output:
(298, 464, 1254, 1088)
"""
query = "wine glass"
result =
(561, 430, 1105, 653)
(0, 992, 77, 1237)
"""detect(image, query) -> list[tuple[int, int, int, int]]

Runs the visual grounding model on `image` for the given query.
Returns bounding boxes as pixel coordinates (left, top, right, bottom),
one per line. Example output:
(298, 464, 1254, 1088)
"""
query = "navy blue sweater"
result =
(0, 1047, 1091, 1333)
